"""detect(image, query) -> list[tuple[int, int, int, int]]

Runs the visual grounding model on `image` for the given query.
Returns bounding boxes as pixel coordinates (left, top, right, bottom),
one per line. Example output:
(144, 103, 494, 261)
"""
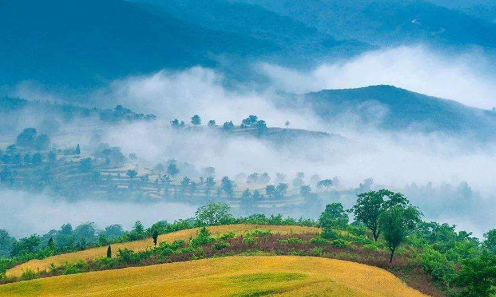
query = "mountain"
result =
(234, 0, 496, 49)
(0, 0, 276, 89)
(425, 0, 496, 23)
(303, 85, 496, 139)
(129, 0, 372, 65)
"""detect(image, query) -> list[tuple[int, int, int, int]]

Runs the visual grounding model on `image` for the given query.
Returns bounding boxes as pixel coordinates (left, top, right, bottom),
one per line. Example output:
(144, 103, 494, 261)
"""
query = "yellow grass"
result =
(7, 224, 319, 277)
(0, 256, 430, 297)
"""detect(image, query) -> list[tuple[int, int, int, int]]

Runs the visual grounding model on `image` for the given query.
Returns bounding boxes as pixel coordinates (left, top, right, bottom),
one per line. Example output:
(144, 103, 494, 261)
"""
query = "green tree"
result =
(319, 203, 349, 230)
(16, 128, 37, 148)
(195, 203, 233, 226)
(300, 185, 311, 198)
(484, 229, 496, 255)
(222, 121, 235, 132)
(220, 176, 234, 197)
(191, 115, 201, 126)
(317, 179, 333, 190)
(152, 230, 159, 247)
(379, 205, 421, 263)
(205, 177, 216, 196)
(127, 170, 138, 179)
(207, 120, 216, 127)
(167, 163, 179, 178)
(256, 120, 267, 136)
(107, 245, 112, 258)
(351, 189, 409, 241)
(454, 250, 496, 297)
(35, 134, 50, 150)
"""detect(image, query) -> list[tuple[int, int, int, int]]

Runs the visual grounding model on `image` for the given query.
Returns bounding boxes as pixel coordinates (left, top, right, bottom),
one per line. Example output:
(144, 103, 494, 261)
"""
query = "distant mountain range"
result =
(3, 0, 496, 90)
(303, 85, 496, 139)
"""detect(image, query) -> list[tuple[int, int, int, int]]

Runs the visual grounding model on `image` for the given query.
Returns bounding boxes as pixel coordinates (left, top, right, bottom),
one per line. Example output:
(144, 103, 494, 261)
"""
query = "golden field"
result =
(7, 224, 319, 277)
(0, 256, 429, 297)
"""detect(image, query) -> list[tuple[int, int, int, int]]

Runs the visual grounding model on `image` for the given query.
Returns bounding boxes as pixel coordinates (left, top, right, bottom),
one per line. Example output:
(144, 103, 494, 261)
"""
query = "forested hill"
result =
(0, 0, 275, 89)
(304, 85, 496, 138)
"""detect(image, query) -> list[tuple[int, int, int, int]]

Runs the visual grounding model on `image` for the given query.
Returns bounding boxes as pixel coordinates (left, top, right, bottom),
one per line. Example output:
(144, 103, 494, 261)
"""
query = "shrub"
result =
(220, 232, 236, 240)
(330, 239, 350, 248)
(321, 228, 338, 240)
(310, 237, 330, 246)
(243, 236, 256, 244)
(117, 248, 139, 264)
(310, 247, 324, 256)
(63, 260, 89, 275)
(278, 238, 304, 244)
(20, 269, 37, 281)
(246, 229, 272, 237)
(212, 241, 229, 251)
(190, 228, 215, 247)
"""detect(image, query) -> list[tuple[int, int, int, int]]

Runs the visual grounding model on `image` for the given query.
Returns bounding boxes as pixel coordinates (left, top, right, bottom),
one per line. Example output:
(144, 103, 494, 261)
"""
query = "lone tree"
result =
(195, 203, 233, 226)
(107, 245, 112, 258)
(127, 170, 138, 179)
(167, 163, 179, 178)
(379, 205, 421, 263)
(191, 115, 201, 126)
(320, 203, 349, 230)
(351, 189, 409, 241)
(152, 230, 159, 247)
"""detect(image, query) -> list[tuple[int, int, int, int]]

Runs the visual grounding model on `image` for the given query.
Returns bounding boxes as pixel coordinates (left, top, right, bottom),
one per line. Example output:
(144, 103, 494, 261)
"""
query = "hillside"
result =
(6, 224, 319, 277)
(0, 0, 275, 89)
(303, 85, 496, 138)
(0, 256, 430, 297)
(130, 0, 372, 65)
(235, 0, 496, 49)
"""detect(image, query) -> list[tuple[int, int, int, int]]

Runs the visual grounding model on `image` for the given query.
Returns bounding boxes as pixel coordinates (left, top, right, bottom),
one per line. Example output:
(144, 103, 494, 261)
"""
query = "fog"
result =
(0, 190, 196, 238)
(261, 45, 496, 109)
(3, 45, 496, 237)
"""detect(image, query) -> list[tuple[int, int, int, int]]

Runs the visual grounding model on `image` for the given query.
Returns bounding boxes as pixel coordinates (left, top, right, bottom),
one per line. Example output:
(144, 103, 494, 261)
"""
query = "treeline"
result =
(2, 190, 496, 296)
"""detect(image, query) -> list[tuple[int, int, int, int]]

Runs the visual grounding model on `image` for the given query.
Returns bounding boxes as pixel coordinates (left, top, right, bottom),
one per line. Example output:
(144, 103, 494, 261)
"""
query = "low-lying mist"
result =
(4, 45, 496, 237)
(0, 190, 196, 238)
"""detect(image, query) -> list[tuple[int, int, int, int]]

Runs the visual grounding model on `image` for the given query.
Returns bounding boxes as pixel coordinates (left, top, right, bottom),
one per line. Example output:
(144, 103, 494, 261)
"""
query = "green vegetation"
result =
(2, 191, 496, 296)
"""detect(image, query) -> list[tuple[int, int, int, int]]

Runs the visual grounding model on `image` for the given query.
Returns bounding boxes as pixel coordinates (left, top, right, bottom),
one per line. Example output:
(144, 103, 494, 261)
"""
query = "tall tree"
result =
(379, 205, 421, 263)
(152, 230, 159, 247)
(351, 189, 409, 241)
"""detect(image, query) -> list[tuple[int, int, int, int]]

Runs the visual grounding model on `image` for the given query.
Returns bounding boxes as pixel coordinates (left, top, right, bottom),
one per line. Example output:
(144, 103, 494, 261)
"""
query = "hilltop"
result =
(303, 85, 496, 139)
(0, 256, 429, 297)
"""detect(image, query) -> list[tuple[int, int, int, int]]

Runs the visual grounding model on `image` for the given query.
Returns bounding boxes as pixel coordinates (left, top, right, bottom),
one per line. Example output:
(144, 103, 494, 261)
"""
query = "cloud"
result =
(95, 67, 322, 130)
(261, 45, 496, 109)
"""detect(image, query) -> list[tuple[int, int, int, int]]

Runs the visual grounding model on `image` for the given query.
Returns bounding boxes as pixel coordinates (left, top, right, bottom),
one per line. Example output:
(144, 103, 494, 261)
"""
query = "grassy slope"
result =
(0, 256, 429, 297)
(7, 224, 319, 277)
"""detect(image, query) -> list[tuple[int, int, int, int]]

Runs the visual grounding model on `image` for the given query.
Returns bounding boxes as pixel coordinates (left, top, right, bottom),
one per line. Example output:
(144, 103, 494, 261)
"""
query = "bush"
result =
(212, 241, 229, 251)
(278, 238, 304, 244)
(190, 228, 215, 247)
(310, 247, 324, 256)
(220, 232, 236, 240)
(63, 260, 89, 275)
(246, 229, 272, 237)
(243, 236, 256, 244)
(20, 269, 37, 281)
(310, 237, 330, 246)
(321, 228, 338, 240)
(330, 239, 350, 248)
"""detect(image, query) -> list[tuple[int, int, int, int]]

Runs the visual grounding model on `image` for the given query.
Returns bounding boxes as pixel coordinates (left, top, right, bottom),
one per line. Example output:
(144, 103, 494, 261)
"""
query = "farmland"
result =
(0, 256, 429, 297)
(6, 224, 319, 277)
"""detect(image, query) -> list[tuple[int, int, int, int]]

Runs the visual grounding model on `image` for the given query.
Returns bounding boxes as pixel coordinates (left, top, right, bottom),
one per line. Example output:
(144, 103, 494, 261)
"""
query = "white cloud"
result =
(261, 45, 496, 109)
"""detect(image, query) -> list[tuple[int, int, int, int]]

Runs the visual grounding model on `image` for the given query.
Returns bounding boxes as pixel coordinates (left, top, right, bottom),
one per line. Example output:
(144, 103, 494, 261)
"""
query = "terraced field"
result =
(0, 256, 429, 297)
(7, 224, 319, 277)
